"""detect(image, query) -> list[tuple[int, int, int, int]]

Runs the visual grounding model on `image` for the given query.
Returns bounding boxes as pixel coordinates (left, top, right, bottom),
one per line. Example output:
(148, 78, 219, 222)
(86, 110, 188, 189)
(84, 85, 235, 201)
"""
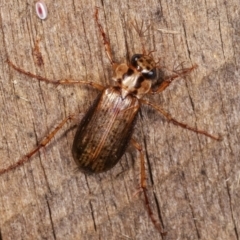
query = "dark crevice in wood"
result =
(0, 228, 2, 240)
(143, 134, 154, 185)
(45, 195, 57, 240)
(143, 129, 165, 232)
(225, 173, 239, 240)
(182, 176, 201, 239)
(119, 13, 131, 63)
(98, 177, 114, 233)
(84, 175, 97, 231)
(153, 192, 165, 231)
(182, 22, 191, 60)
(31, 119, 52, 194)
(89, 201, 97, 231)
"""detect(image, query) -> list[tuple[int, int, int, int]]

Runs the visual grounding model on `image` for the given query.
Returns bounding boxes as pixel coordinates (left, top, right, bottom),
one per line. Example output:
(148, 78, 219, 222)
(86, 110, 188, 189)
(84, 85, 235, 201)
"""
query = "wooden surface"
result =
(0, 0, 240, 239)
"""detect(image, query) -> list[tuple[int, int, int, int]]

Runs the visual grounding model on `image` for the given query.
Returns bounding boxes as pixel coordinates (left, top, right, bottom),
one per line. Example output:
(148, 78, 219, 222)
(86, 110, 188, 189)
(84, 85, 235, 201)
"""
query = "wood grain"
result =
(0, 0, 239, 239)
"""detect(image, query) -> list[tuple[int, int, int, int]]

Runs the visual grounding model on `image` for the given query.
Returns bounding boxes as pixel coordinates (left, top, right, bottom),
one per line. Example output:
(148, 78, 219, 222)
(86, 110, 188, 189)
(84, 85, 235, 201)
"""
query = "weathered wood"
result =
(0, 0, 239, 239)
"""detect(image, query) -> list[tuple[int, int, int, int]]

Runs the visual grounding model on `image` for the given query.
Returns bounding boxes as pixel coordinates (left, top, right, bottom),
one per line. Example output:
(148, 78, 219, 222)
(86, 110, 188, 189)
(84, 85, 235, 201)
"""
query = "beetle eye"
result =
(142, 69, 156, 79)
(131, 54, 142, 68)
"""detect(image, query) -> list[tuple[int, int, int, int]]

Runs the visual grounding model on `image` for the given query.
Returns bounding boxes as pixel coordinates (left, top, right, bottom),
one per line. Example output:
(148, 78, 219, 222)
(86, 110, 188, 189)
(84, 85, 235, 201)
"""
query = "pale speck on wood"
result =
(35, 1, 48, 20)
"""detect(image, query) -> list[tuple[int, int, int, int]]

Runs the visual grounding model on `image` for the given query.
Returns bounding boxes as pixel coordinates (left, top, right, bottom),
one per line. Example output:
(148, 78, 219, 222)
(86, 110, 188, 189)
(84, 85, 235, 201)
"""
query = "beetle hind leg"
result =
(0, 114, 75, 175)
(141, 99, 222, 141)
(131, 138, 167, 237)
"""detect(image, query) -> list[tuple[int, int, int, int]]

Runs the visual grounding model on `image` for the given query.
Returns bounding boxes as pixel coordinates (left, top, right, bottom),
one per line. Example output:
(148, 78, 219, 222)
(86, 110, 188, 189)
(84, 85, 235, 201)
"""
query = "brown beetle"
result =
(72, 54, 157, 173)
(1, 8, 221, 236)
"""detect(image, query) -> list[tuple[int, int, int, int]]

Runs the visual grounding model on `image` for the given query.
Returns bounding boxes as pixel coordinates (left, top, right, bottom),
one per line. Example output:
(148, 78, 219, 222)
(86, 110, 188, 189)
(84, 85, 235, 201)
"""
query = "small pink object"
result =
(35, 1, 48, 20)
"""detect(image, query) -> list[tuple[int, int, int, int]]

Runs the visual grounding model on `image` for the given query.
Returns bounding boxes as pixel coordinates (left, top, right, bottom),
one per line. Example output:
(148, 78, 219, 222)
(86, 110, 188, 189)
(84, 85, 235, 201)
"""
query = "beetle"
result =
(1, 8, 221, 236)
(72, 53, 157, 173)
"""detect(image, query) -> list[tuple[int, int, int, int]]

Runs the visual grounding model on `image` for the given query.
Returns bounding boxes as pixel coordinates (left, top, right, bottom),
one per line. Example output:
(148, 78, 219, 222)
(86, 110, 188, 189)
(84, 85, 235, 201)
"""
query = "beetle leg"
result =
(94, 7, 118, 70)
(131, 138, 167, 237)
(140, 99, 222, 141)
(151, 64, 198, 94)
(0, 114, 75, 175)
(7, 60, 104, 91)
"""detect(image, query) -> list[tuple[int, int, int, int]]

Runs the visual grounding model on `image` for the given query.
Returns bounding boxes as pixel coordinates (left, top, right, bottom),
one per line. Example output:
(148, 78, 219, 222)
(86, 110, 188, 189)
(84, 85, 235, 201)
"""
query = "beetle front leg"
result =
(151, 64, 198, 94)
(131, 138, 167, 237)
(94, 7, 118, 70)
(7, 60, 105, 91)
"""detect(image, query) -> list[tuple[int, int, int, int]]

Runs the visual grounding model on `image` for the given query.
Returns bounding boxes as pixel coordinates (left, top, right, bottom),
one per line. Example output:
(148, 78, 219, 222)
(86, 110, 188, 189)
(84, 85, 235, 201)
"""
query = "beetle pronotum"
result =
(2, 8, 221, 236)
